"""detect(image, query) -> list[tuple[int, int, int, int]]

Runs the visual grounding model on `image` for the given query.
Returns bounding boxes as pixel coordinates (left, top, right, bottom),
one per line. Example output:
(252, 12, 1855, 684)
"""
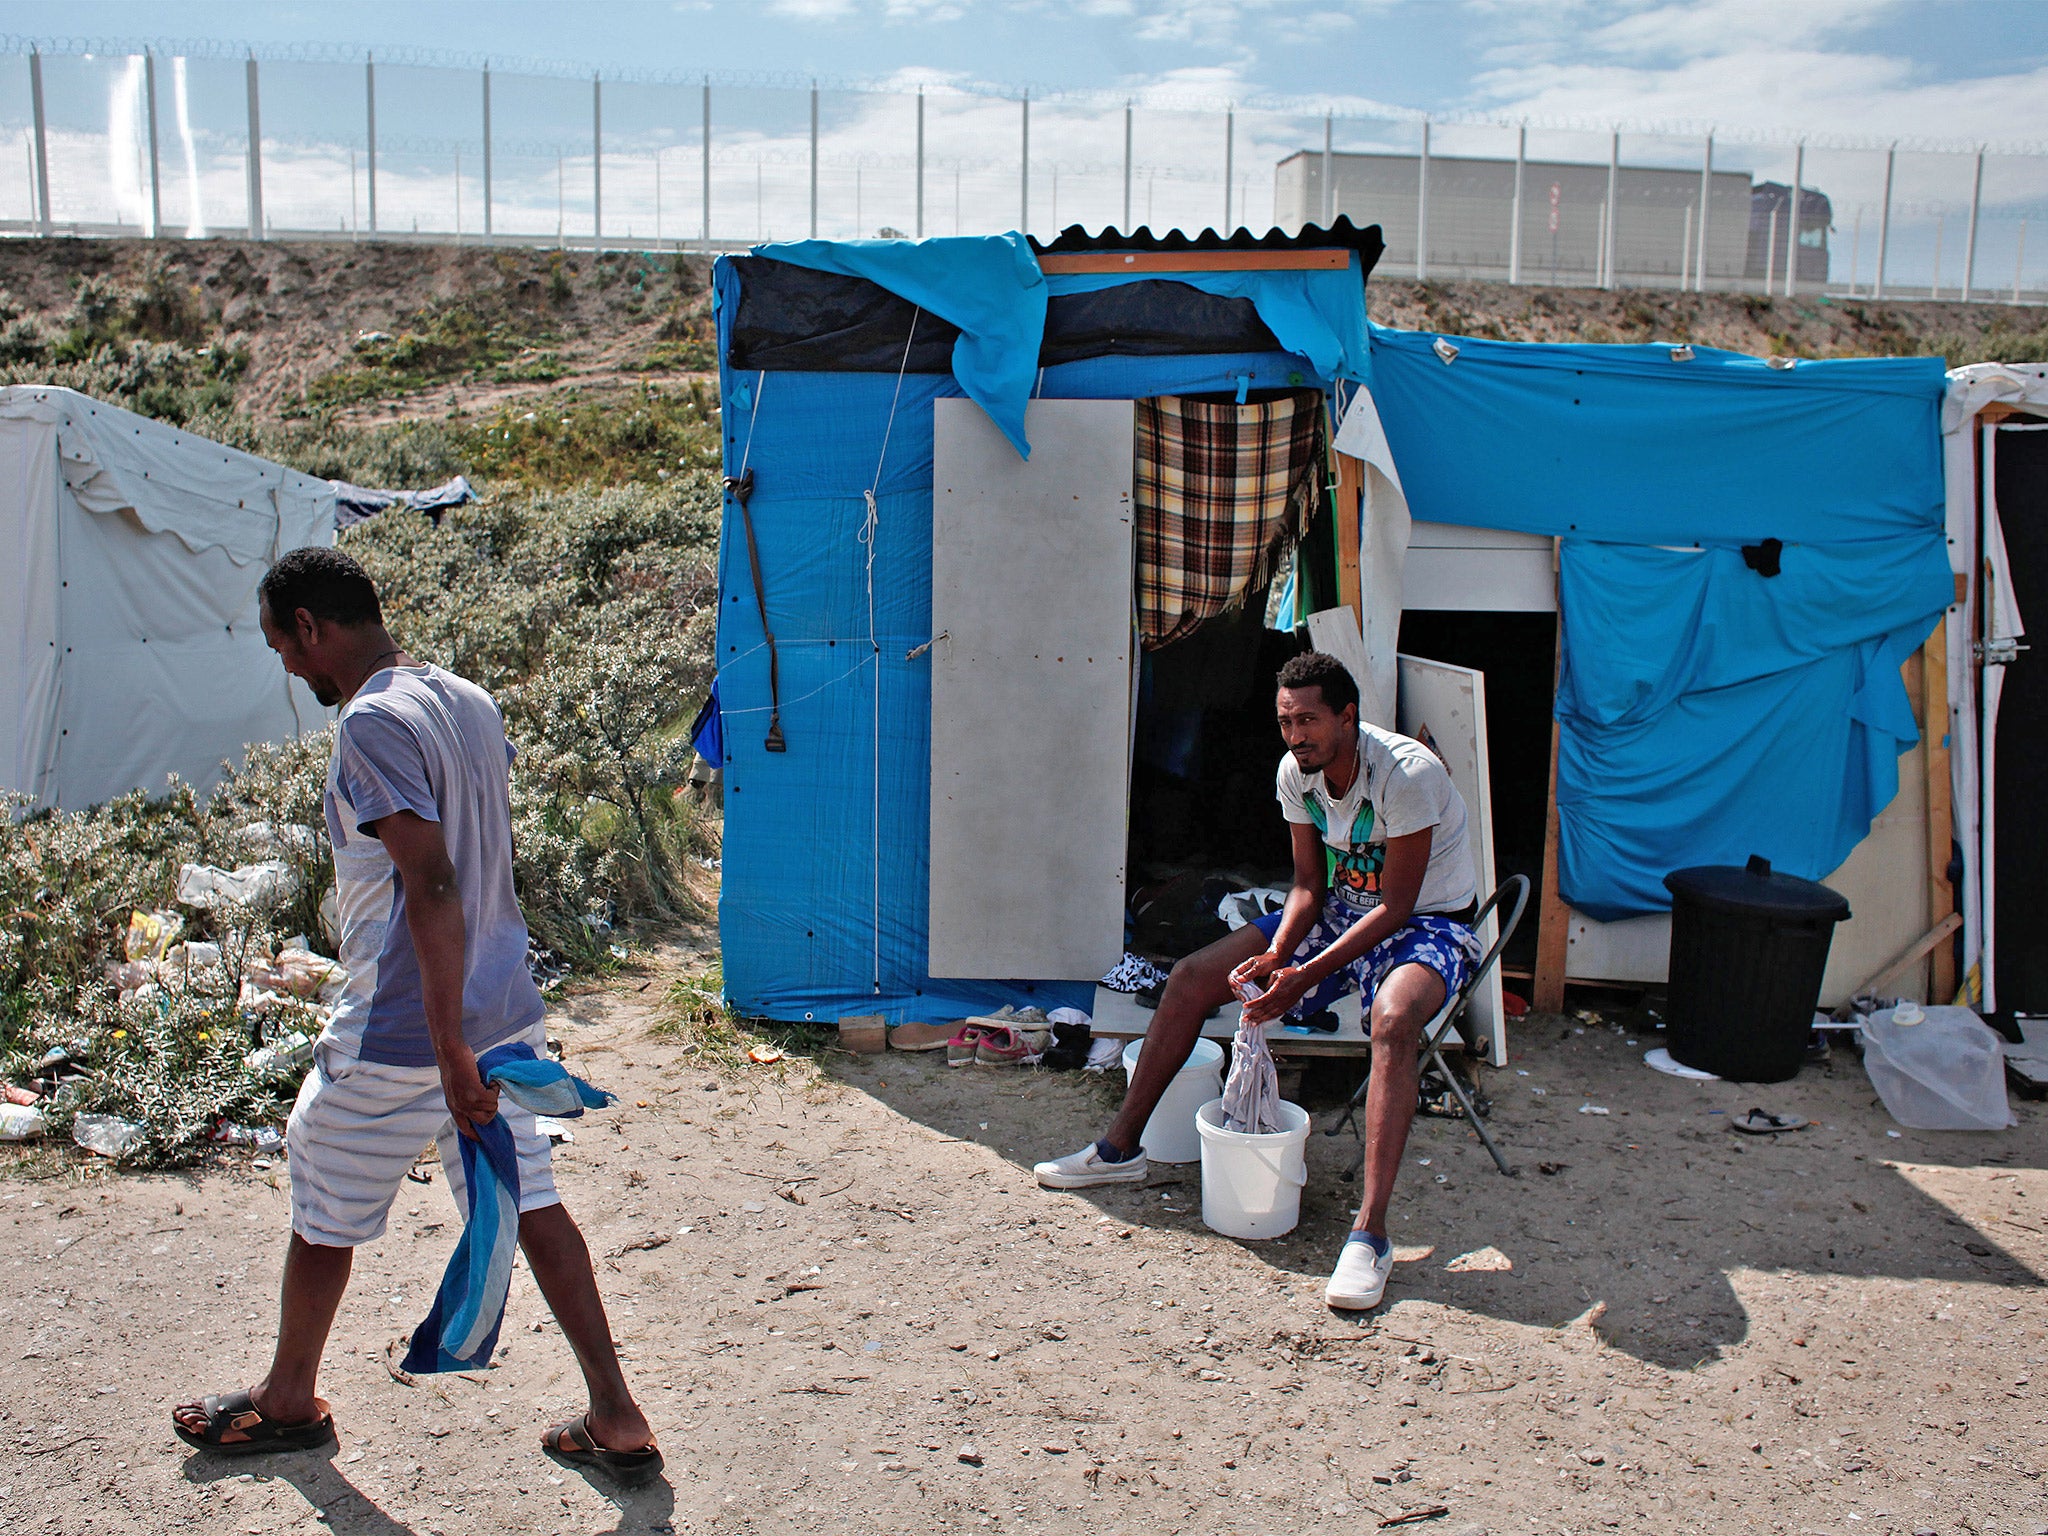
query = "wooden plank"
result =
(929, 399, 1135, 979)
(1333, 450, 1363, 619)
(1533, 558, 1569, 1013)
(1922, 621, 1956, 1002)
(1039, 249, 1352, 274)
(1840, 913, 1963, 1004)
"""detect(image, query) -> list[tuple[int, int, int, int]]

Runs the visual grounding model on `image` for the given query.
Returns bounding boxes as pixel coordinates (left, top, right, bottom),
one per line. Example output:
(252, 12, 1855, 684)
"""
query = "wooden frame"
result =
(1039, 249, 1352, 275)
(1533, 586, 1570, 1012)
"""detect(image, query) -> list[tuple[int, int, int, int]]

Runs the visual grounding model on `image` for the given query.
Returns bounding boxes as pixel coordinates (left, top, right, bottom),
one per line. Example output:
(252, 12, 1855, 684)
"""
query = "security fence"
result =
(4, 36, 2045, 303)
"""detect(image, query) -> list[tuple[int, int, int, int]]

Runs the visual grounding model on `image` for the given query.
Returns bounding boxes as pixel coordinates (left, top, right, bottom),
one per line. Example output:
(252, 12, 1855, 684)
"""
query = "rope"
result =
(858, 309, 921, 997)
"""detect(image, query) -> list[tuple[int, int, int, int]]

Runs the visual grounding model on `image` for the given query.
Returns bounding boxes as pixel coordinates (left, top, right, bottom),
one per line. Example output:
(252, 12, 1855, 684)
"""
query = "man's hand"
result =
(1227, 949, 1286, 995)
(438, 1044, 500, 1142)
(1239, 964, 1314, 1027)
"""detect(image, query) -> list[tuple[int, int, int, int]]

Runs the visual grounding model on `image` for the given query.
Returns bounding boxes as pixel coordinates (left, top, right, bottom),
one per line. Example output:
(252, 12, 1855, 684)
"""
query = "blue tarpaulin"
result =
(708, 237, 1955, 1020)
(712, 254, 1321, 1021)
(751, 235, 1047, 457)
(1367, 327, 1952, 918)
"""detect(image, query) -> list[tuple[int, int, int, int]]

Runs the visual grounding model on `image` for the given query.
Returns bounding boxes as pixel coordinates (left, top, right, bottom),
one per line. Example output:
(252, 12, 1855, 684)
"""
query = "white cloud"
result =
(1582, 0, 1897, 63)
(766, 0, 860, 18)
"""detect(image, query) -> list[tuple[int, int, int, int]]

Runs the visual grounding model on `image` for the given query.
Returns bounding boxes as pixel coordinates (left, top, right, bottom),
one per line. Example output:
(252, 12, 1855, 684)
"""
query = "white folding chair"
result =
(1325, 874, 1531, 1179)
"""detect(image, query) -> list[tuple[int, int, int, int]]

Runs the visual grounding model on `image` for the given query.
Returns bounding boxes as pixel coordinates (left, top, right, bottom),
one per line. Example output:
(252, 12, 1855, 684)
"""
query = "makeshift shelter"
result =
(0, 387, 336, 811)
(701, 225, 1969, 1046)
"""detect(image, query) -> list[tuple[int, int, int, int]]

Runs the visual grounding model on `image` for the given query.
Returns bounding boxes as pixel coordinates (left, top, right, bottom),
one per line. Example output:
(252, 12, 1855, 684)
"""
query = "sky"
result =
(6, 0, 2044, 144)
(2, 0, 2043, 287)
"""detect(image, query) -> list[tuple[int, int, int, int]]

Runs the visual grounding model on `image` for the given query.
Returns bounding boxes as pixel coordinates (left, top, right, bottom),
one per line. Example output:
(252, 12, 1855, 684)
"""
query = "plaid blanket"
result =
(1135, 391, 1327, 650)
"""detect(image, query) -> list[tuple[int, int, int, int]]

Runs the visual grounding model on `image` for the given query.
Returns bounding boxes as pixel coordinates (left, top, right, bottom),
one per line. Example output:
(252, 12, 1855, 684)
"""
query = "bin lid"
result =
(1662, 855, 1850, 921)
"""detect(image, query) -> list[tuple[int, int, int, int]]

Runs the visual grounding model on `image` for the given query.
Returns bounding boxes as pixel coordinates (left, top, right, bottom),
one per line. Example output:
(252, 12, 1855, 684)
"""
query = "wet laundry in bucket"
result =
(1220, 1020, 1283, 1135)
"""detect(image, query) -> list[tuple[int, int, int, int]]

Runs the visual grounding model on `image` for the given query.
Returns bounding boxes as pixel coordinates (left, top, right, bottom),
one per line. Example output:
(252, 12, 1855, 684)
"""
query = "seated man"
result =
(1034, 650, 1480, 1311)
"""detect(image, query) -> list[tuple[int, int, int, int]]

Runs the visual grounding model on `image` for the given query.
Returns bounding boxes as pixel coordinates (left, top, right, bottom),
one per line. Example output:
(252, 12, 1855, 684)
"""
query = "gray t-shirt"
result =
(322, 663, 545, 1068)
(1275, 723, 1478, 919)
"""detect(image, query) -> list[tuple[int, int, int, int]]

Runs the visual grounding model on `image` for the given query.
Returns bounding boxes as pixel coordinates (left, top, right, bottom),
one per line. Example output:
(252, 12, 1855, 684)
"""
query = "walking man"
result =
(1034, 651, 1481, 1311)
(172, 546, 659, 1483)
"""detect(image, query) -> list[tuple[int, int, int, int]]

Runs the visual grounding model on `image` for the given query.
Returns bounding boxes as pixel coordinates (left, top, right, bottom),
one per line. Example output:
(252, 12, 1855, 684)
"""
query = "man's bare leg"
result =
(173, 1233, 351, 1434)
(519, 1202, 653, 1452)
(1351, 963, 1448, 1239)
(1102, 925, 1269, 1155)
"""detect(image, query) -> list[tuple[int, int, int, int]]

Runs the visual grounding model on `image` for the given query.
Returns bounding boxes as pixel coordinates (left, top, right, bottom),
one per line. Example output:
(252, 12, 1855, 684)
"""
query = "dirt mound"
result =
(1, 238, 2041, 426)
(0, 237, 714, 418)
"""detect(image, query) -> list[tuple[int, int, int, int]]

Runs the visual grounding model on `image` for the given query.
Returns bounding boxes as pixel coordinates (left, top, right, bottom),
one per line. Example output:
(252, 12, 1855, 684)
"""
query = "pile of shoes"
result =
(942, 1006, 1094, 1070)
(947, 1006, 1051, 1067)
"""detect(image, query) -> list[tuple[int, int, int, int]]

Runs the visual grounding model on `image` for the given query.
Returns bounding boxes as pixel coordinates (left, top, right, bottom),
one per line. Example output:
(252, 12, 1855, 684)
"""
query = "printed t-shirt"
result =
(323, 664, 545, 1067)
(1275, 723, 1478, 918)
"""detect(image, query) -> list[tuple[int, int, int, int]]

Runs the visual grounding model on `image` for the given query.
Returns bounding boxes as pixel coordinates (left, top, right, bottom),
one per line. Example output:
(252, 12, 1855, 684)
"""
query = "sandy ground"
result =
(2, 943, 2044, 1536)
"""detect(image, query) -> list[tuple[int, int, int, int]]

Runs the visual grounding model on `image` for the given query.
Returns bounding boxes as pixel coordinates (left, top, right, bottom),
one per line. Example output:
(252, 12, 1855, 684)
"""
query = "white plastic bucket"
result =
(1121, 1037, 1225, 1164)
(1196, 1097, 1311, 1240)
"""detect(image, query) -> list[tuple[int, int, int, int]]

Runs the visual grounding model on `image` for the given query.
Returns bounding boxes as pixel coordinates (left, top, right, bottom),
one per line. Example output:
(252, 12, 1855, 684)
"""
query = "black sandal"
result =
(172, 1389, 335, 1456)
(1731, 1107, 1810, 1135)
(543, 1414, 665, 1487)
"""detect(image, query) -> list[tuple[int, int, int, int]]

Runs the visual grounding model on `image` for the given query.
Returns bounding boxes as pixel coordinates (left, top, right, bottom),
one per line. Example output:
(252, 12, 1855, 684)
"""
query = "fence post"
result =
(1783, 142, 1804, 297)
(482, 65, 493, 243)
(1695, 133, 1712, 291)
(1223, 107, 1234, 234)
(455, 147, 462, 243)
(592, 74, 603, 253)
(1963, 147, 1984, 302)
(366, 57, 378, 235)
(1122, 103, 1133, 229)
(143, 51, 162, 238)
(809, 82, 819, 238)
(1322, 112, 1334, 227)
(1603, 129, 1618, 290)
(1416, 117, 1430, 279)
(1509, 124, 1525, 285)
(245, 55, 264, 240)
(702, 80, 712, 251)
(2016, 220, 2028, 303)
(1020, 92, 1029, 234)
(915, 88, 925, 239)
(1875, 142, 1895, 299)
(28, 50, 48, 235)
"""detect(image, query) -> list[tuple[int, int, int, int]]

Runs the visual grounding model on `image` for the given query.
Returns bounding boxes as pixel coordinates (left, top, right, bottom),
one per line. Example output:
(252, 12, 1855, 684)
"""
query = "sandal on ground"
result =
(172, 1389, 335, 1456)
(1731, 1108, 1809, 1135)
(543, 1414, 665, 1487)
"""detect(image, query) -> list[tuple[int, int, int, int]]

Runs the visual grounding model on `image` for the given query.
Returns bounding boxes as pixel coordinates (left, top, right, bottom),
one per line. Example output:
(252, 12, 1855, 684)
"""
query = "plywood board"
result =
(1396, 653, 1507, 1064)
(929, 398, 1135, 979)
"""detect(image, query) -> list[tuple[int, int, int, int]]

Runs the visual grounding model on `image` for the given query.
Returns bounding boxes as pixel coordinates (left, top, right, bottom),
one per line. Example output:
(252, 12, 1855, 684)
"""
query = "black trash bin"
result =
(1663, 855, 1850, 1082)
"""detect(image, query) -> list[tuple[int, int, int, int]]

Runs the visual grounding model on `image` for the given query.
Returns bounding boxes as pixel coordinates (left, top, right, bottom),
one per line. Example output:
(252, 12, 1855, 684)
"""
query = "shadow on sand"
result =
(835, 1028, 2045, 1371)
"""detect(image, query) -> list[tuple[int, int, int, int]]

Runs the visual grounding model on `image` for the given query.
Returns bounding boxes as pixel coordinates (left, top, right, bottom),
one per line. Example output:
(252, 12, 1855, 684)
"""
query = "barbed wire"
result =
(4, 32, 2046, 158)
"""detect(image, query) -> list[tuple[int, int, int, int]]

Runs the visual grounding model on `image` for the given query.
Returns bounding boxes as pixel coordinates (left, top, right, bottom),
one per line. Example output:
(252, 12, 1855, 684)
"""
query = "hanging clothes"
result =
(1135, 391, 1327, 650)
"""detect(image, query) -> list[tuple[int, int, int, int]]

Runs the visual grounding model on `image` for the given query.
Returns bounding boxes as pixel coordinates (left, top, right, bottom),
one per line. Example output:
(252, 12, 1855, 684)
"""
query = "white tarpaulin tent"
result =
(0, 386, 336, 811)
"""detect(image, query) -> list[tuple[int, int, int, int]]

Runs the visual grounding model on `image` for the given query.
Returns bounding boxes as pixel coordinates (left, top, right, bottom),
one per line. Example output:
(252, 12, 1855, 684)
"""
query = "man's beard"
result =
(310, 680, 342, 707)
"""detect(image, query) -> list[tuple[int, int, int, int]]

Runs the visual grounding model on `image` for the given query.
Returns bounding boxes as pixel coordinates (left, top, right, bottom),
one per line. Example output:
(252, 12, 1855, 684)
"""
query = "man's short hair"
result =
(259, 546, 383, 627)
(1276, 650, 1360, 716)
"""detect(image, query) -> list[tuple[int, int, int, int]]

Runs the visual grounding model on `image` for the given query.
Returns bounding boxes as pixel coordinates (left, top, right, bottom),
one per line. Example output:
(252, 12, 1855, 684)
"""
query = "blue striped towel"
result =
(402, 1042, 614, 1375)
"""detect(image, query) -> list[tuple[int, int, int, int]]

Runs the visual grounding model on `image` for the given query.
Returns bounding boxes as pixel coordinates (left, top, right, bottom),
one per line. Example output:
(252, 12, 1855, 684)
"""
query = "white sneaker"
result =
(1033, 1141, 1148, 1189)
(1324, 1236, 1395, 1310)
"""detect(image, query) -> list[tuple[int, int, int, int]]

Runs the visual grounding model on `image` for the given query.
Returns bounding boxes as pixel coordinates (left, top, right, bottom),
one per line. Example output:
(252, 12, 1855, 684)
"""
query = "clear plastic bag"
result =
(1860, 1005, 2015, 1131)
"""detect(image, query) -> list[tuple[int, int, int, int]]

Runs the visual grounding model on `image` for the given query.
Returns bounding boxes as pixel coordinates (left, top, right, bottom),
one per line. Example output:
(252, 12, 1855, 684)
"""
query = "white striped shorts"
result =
(286, 1021, 561, 1248)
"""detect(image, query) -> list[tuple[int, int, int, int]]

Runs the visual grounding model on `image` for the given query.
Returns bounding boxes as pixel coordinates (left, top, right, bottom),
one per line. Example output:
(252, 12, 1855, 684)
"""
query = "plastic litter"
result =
(175, 860, 299, 911)
(214, 1122, 286, 1152)
(1644, 1047, 1720, 1082)
(72, 1114, 145, 1157)
(244, 1032, 315, 1078)
(1860, 1004, 2014, 1131)
(0, 1103, 47, 1140)
(125, 909, 182, 962)
(1577, 1103, 1611, 1115)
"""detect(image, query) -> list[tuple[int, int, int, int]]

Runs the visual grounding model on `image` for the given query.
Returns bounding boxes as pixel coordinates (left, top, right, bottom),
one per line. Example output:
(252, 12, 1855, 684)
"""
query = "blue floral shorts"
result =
(1251, 896, 1480, 1022)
